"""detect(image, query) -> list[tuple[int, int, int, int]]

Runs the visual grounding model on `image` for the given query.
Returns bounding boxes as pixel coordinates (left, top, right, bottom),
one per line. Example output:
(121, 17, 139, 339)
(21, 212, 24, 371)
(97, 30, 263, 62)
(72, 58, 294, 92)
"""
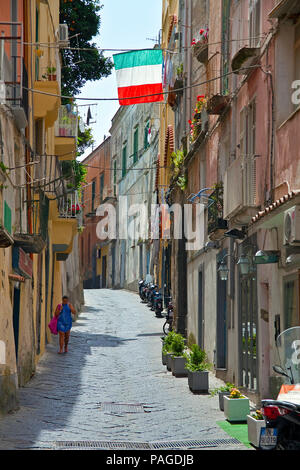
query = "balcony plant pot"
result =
(48, 75, 57, 81)
(247, 414, 266, 448)
(219, 391, 231, 411)
(171, 356, 188, 378)
(223, 395, 250, 422)
(193, 42, 208, 64)
(188, 370, 209, 393)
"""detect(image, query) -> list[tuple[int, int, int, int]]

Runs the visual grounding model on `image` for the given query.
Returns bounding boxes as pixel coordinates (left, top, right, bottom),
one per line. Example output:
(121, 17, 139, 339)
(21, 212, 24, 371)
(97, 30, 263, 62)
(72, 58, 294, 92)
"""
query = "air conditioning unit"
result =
(59, 24, 69, 48)
(283, 206, 300, 246)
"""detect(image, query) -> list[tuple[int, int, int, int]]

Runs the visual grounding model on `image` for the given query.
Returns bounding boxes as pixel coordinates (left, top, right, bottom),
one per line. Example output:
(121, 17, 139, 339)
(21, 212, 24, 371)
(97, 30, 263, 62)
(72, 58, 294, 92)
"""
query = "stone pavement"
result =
(0, 289, 250, 450)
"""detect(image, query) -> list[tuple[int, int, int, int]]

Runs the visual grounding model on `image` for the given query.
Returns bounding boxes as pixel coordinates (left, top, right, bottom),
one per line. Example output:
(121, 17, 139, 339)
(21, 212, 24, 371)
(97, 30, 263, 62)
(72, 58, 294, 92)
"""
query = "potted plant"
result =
(47, 66, 57, 81)
(169, 333, 188, 377)
(191, 28, 209, 64)
(247, 409, 265, 448)
(184, 344, 212, 393)
(210, 382, 235, 411)
(223, 388, 250, 422)
(162, 331, 176, 368)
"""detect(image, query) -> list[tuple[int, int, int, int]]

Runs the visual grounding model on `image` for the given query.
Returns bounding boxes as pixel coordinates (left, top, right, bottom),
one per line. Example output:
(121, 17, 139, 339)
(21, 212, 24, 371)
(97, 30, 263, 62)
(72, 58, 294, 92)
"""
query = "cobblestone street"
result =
(0, 290, 249, 450)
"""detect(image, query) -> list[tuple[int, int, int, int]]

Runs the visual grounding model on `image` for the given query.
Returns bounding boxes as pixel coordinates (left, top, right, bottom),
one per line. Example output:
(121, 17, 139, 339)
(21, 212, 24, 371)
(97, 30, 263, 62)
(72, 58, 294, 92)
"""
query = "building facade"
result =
(0, 0, 83, 414)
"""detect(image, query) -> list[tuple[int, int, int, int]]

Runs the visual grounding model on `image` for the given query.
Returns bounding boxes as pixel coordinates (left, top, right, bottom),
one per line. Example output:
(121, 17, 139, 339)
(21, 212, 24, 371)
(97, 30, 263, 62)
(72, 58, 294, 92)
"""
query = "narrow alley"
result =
(0, 290, 247, 451)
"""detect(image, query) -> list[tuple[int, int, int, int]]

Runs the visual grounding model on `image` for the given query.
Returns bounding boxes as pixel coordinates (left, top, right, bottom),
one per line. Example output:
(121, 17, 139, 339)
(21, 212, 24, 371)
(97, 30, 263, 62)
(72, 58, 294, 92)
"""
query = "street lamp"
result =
(237, 253, 250, 275)
(218, 259, 230, 281)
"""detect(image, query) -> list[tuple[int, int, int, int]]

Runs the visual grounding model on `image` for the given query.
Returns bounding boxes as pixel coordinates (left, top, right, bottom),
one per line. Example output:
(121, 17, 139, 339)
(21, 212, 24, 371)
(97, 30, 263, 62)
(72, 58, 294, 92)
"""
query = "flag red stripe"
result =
(117, 83, 164, 105)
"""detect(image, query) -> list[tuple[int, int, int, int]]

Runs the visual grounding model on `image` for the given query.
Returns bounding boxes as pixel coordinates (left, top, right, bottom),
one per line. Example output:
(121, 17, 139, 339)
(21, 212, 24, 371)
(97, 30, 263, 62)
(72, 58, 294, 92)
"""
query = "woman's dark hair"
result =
(62, 295, 69, 300)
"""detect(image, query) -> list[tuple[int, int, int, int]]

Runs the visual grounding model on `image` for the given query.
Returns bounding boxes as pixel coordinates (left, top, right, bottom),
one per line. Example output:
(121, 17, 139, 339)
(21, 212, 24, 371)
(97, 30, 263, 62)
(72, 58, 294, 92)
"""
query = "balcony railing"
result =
(55, 105, 78, 138)
(58, 190, 82, 219)
(207, 185, 228, 240)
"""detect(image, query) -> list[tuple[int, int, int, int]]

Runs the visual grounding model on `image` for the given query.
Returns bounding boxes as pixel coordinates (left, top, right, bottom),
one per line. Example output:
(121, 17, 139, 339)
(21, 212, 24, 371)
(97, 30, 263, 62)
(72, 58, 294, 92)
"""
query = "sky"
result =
(77, 0, 163, 160)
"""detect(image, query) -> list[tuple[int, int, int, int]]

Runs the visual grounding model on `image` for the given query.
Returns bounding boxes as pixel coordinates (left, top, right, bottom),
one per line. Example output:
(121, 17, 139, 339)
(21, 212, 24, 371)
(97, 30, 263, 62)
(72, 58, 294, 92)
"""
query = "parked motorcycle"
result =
(153, 288, 163, 317)
(163, 298, 173, 335)
(260, 326, 300, 450)
(147, 284, 156, 310)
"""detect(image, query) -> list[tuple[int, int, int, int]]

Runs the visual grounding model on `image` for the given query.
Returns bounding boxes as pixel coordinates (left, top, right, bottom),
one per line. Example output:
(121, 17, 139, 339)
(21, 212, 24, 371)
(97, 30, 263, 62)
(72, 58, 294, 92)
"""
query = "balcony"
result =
(231, 46, 261, 75)
(207, 185, 228, 241)
(54, 105, 78, 161)
(223, 155, 258, 225)
(13, 197, 48, 253)
(269, 0, 300, 19)
(33, 79, 60, 128)
(51, 191, 81, 256)
(206, 53, 230, 115)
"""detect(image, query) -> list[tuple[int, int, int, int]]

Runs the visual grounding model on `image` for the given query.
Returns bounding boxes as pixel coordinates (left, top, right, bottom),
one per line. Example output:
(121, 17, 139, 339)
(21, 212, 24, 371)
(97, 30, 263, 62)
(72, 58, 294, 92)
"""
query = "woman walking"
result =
(55, 296, 76, 354)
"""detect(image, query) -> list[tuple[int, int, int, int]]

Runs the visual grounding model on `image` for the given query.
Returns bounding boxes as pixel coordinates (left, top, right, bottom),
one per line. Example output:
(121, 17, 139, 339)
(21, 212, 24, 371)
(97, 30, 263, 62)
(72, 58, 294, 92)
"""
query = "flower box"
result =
(218, 391, 231, 411)
(166, 353, 173, 371)
(247, 414, 266, 448)
(223, 395, 250, 422)
(171, 356, 188, 377)
(188, 370, 209, 393)
(162, 350, 167, 366)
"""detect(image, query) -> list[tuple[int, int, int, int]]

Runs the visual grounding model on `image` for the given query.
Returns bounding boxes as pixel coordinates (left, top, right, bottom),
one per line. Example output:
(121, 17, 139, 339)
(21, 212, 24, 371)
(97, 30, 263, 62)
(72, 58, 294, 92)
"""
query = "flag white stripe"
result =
(115, 64, 162, 88)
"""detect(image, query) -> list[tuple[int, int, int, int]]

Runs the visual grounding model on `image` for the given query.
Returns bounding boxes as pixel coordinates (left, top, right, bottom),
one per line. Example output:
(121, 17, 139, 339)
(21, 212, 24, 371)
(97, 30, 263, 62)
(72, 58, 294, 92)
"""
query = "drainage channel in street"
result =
(35, 438, 241, 450)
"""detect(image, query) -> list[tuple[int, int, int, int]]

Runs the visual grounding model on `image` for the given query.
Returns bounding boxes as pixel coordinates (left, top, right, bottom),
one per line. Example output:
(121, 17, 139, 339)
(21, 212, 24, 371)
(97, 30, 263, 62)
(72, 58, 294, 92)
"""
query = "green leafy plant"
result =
(169, 333, 186, 357)
(176, 63, 183, 78)
(170, 149, 185, 174)
(184, 344, 212, 372)
(0, 162, 8, 173)
(177, 175, 187, 191)
(162, 331, 177, 354)
(59, 0, 113, 98)
(47, 66, 56, 74)
(210, 382, 235, 397)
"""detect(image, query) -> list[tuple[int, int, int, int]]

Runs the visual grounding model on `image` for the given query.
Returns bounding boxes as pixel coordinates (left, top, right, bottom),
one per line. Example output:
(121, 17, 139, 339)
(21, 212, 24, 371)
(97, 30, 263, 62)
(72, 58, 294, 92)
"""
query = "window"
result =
(122, 145, 127, 178)
(239, 101, 257, 207)
(100, 173, 104, 202)
(144, 121, 150, 149)
(133, 127, 139, 163)
(249, 0, 261, 48)
(91, 179, 96, 212)
(35, 7, 40, 80)
(222, 0, 231, 95)
(283, 275, 300, 330)
(113, 160, 117, 196)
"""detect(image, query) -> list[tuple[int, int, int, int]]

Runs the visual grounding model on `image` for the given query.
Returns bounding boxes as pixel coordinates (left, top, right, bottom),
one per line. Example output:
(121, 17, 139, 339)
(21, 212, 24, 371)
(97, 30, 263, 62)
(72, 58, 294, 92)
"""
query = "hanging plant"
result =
(177, 175, 188, 191)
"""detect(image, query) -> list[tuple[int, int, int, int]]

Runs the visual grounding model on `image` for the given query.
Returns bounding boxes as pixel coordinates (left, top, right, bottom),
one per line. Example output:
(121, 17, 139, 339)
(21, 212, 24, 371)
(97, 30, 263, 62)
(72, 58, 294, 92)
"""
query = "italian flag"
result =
(113, 49, 164, 106)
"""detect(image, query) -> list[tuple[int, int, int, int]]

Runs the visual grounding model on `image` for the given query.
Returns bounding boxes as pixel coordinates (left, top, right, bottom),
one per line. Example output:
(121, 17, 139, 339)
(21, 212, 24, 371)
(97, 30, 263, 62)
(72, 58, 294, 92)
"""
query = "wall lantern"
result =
(254, 250, 280, 265)
(236, 253, 250, 275)
(218, 260, 230, 281)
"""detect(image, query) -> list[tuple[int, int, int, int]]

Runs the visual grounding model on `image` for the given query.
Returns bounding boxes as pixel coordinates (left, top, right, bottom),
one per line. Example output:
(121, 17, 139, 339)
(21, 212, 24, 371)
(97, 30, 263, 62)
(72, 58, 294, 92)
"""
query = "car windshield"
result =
(276, 327, 300, 384)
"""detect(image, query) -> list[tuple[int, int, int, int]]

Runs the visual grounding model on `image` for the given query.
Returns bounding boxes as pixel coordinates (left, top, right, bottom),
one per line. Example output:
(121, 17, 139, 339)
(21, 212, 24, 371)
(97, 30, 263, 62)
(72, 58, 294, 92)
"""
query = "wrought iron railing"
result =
(58, 190, 82, 219)
(207, 184, 227, 234)
(55, 105, 78, 138)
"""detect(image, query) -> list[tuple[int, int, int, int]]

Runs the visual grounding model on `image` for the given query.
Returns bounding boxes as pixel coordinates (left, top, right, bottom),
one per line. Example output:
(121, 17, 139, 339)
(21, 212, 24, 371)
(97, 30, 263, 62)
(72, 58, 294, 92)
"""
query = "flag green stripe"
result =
(113, 49, 163, 71)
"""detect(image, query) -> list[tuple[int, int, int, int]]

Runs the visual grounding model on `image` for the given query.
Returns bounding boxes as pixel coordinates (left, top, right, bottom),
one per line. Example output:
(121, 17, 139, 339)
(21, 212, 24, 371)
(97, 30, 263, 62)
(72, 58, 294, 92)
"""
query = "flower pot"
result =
(162, 350, 167, 365)
(218, 391, 231, 411)
(247, 415, 265, 448)
(188, 370, 209, 393)
(171, 356, 188, 377)
(166, 353, 173, 371)
(223, 395, 250, 422)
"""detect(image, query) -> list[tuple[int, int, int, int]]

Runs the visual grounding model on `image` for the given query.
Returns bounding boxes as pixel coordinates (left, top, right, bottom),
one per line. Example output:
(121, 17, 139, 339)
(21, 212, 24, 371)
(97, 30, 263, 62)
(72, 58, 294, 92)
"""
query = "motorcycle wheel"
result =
(163, 321, 172, 335)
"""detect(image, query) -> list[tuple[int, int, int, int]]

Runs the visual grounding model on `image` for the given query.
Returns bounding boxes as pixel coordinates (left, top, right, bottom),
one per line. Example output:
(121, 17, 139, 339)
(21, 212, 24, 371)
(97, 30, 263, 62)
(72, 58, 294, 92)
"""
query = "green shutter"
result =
(133, 127, 139, 163)
(144, 123, 149, 149)
(4, 201, 12, 234)
(122, 146, 127, 177)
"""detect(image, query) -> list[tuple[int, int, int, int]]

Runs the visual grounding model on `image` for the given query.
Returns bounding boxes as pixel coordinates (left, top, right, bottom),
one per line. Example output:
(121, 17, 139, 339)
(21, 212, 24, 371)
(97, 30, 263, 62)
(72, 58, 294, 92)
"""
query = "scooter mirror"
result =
(273, 364, 290, 378)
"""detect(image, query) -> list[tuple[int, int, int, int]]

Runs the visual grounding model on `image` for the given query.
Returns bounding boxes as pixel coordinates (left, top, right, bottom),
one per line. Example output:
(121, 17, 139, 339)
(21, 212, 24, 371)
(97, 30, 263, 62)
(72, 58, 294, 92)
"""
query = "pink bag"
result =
(48, 315, 58, 335)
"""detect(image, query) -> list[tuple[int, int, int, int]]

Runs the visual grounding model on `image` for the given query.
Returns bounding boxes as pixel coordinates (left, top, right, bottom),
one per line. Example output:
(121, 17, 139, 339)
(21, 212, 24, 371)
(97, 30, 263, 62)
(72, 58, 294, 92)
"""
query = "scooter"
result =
(153, 289, 163, 317)
(138, 279, 146, 301)
(260, 326, 300, 450)
(163, 298, 173, 335)
(147, 284, 156, 309)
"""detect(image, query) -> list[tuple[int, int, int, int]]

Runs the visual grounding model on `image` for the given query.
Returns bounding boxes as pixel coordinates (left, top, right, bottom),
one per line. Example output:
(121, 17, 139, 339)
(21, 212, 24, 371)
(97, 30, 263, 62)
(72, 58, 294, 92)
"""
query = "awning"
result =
(250, 190, 300, 229)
